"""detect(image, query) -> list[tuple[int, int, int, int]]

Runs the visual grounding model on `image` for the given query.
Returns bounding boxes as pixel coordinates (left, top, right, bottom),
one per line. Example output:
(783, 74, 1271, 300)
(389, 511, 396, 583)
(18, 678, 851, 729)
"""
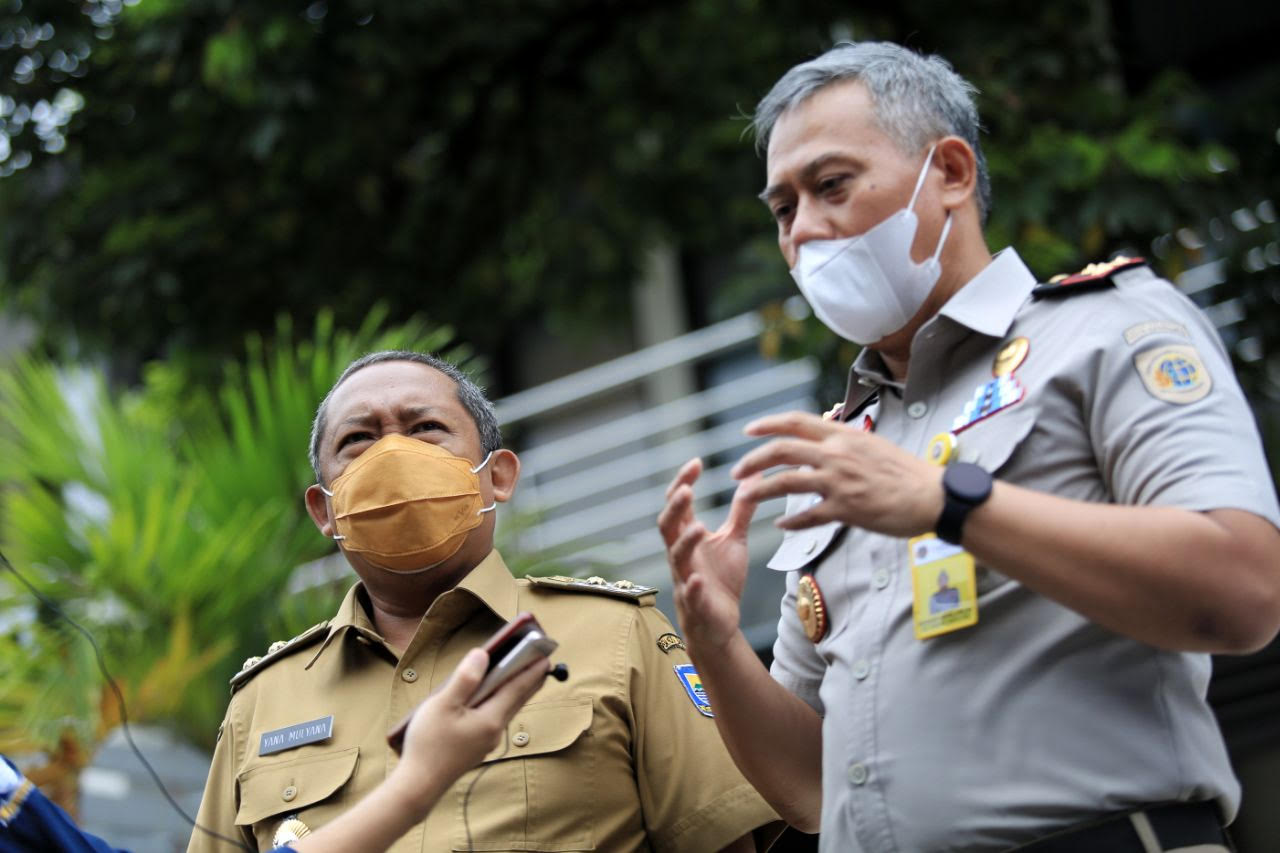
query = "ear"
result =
(935, 136, 977, 212)
(305, 484, 335, 537)
(488, 449, 521, 503)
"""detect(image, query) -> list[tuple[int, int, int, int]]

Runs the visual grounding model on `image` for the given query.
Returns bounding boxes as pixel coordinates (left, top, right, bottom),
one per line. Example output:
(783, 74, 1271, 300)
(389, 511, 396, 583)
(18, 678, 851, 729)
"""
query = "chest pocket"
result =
(954, 404, 1039, 596)
(452, 696, 595, 852)
(953, 403, 1037, 474)
(236, 746, 358, 847)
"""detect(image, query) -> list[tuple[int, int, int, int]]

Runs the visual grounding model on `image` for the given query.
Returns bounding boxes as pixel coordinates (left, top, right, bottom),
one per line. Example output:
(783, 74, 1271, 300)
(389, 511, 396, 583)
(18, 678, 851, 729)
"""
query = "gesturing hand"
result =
(732, 411, 945, 538)
(657, 458, 763, 653)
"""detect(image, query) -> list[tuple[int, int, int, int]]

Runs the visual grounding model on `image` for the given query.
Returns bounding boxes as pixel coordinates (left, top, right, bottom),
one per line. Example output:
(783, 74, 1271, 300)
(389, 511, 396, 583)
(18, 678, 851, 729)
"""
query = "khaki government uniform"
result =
(767, 249, 1280, 852)
(189, 550, 779, 852)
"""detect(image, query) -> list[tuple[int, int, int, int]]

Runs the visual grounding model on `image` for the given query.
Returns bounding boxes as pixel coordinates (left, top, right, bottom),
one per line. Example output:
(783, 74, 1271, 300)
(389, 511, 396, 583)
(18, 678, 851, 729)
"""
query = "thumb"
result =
(440, 648, 489, 706)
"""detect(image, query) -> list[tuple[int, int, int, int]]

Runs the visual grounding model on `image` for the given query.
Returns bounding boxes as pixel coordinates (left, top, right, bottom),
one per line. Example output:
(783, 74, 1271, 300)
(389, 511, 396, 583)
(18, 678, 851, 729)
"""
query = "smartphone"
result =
(386, 612, 556, 753)
(468, 628, 558, 706)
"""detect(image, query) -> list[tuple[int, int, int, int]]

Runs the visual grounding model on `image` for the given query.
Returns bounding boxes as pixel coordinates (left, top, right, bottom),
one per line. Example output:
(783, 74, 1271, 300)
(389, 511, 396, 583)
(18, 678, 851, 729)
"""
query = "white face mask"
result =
(789, 145, 953, 345)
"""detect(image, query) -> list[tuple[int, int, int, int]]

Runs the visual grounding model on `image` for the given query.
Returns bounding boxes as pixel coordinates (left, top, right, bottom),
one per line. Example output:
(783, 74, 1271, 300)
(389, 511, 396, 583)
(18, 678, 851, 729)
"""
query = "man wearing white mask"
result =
(659, 41, 1280, 852)
(189, 351, 780, 852)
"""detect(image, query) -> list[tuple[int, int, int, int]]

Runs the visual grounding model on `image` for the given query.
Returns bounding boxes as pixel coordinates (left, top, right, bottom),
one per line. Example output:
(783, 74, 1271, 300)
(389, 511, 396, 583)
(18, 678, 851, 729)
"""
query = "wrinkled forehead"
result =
(322, 360, 477, 443)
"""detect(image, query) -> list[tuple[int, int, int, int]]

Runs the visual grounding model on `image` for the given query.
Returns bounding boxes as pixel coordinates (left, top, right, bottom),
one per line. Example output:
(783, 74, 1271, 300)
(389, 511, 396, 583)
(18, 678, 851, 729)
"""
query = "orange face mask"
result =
(320, 433, 495, 572)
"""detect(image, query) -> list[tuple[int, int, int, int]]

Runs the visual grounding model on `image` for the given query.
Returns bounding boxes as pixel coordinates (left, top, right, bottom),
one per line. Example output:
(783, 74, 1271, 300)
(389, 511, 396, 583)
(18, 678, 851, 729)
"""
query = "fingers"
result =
(477, 655, 549, 722)
(439, 648, 489, 707)
(732, 437, 830, 480)
(722, 476, 763, 537)
(774, 503, 838, 531)
(744, 411, 834, 441)
(737, 468, 825, 504)
(668, 520, 708, 581)
(665, 458, 703, 500)
(658, 459, 704, 546)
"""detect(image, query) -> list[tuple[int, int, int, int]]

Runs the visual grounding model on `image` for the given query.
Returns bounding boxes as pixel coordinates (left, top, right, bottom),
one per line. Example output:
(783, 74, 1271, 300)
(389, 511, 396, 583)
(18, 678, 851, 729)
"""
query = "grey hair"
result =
(753, 41, 991, 221)
(308, 350, 502, 484)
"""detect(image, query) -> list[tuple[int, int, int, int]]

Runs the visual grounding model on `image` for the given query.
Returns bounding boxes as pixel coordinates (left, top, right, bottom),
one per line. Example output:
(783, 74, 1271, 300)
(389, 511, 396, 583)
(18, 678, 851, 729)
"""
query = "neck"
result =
(360, 560, 478, 652)
(870, 223, 993, 383)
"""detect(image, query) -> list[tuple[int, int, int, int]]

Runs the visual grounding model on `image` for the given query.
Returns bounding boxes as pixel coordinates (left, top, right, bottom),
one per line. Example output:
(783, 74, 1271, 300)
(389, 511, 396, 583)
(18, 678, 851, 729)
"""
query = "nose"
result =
(787, 198, 832, 260)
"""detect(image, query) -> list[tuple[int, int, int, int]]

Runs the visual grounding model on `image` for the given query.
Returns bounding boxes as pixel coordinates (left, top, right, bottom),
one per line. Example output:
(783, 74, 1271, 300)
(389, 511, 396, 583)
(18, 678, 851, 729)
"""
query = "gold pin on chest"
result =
(795, 574, 828, 643)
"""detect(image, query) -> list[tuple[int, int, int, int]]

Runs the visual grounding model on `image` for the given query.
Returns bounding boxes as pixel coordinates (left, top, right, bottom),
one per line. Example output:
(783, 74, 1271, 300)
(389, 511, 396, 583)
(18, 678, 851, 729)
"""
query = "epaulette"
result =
(229, 621, 330, 694)
(1031, 256, 1146, 298)
(525, 574, 658, 603)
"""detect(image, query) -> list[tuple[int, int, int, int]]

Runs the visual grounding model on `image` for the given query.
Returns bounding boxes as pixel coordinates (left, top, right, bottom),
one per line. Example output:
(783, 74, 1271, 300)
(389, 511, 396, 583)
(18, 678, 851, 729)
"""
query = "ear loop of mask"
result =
(907, 144, 953, 263)
(318, 450, 499, 542)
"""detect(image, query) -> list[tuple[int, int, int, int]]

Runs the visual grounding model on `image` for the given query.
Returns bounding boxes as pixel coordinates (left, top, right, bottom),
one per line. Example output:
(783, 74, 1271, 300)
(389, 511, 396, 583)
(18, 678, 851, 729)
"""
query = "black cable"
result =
(0, 547, 252, 852)
(459, 732, 510, 852)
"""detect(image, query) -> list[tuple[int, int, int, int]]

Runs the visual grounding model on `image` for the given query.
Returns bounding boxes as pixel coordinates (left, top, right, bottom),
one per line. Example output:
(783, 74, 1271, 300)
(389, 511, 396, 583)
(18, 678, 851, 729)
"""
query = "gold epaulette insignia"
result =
(1033, 256, 1146, 298)
(229, 621, 330, 693)
(526, 574, 659, 602)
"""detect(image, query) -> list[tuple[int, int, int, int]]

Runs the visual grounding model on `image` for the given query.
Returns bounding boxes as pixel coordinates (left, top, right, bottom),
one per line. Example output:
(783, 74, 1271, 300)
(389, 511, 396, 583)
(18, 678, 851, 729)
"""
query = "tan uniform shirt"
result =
(189, 550, 778, 852)
(767, 249, 1280, 852)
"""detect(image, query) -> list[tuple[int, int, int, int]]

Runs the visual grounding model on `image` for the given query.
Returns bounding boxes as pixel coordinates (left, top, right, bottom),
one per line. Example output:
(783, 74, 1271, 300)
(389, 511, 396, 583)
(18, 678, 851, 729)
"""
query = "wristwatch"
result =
(935, 462, 993, 545)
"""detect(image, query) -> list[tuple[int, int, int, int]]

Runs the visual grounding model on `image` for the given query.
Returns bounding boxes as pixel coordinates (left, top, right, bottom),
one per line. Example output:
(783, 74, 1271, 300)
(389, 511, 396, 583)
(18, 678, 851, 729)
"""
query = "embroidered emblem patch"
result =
(951, 376, 1025, 433)
(656, 633, 686, 654)
(1134, 345, 1211, 404)
(1123, 320, 1189, 346)
(673, 663, 713, 717)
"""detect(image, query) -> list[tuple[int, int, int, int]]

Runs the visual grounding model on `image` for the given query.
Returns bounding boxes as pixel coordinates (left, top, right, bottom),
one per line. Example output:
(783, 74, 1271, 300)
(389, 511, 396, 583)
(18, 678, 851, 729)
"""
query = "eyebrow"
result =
(758, 152, 858, 204)
(331, 405, 452, 441)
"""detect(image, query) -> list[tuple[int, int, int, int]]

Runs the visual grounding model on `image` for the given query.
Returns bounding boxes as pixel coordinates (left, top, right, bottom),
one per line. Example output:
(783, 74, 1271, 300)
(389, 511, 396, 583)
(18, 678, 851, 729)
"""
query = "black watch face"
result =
(947, 463, 991, 502)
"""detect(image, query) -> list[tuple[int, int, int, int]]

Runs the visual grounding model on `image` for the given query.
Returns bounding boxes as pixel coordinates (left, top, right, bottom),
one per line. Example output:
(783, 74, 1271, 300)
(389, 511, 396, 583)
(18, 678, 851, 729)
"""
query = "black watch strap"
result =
(936, 463, 993, 545)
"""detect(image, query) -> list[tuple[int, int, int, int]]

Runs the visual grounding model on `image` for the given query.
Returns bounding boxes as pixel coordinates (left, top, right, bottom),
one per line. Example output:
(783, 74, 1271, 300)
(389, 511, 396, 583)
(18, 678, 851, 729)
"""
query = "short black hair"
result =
(308, 351, 501, 484)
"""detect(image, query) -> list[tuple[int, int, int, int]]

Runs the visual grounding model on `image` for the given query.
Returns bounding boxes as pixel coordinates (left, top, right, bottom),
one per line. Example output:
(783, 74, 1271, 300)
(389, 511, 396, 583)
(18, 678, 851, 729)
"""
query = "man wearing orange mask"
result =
(188, 351, 780, 853)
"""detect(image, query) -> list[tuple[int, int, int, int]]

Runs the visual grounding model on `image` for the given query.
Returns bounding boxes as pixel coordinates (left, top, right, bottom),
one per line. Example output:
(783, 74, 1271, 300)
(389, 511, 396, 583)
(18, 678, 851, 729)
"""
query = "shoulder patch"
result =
(673, 663, 714, 717)
(1134, 344, 1212, 404)
(1032, 256, 1147, 299)
(230, 621, 330, 693)
(656, 632, 686, 654)
(525, 574, 658, 604)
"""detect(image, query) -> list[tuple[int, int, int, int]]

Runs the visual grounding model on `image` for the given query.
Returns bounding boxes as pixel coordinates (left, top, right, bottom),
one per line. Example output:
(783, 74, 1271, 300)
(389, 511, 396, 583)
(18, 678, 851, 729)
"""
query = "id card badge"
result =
(909, 534, 978, 639)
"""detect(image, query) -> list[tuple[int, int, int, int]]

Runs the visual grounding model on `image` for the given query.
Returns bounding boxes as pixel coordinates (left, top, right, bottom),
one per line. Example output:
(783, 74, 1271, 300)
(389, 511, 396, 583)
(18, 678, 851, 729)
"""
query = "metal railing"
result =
(496, 310, 819, 646)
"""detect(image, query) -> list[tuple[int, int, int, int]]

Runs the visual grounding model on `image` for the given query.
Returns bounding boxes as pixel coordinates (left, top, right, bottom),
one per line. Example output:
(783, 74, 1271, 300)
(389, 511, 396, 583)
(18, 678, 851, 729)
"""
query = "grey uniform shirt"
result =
(767, 248, 1280, 853)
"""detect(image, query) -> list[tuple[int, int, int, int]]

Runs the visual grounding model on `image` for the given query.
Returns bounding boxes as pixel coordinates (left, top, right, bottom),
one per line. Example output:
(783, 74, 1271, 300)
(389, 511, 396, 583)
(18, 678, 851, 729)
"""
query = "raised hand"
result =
(657, 458, 762, 652)
(733, 412, 944, 538)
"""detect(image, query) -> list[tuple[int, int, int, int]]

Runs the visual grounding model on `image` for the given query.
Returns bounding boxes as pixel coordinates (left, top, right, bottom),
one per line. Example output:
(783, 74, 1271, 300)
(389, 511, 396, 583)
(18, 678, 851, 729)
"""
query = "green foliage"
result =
(0, 307, 468, 755)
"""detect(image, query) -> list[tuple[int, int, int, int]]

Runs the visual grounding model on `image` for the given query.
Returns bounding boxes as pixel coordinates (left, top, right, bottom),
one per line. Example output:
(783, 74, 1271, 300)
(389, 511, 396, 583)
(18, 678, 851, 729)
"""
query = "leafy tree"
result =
(0, 307, 465, 796)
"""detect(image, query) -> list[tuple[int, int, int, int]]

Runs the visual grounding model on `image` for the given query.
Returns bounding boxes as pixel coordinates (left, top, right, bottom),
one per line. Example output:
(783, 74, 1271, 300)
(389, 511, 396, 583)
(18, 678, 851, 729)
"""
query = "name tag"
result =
(258, 715, 334, 756)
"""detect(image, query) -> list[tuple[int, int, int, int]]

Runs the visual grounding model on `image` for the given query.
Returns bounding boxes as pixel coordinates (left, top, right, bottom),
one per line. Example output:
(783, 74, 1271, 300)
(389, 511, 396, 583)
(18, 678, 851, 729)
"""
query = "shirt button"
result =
(907, 401, 928, 418)
(852, 659, 870, 680)
(872, 569, 891, 589)
(401, 668, 418, 683)
(512, 731, 530, 747)
(281, 785, 298, 802)
(848, 762, 869, 786)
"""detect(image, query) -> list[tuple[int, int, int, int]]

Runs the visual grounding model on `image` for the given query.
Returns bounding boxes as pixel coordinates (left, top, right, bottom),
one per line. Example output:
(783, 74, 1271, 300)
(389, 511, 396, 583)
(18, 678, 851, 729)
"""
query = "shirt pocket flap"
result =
(482, 696, 593, 763)
(235, 746, 359, 826)
(954, 404, 1038, 474)
(766, 491, 843, 572)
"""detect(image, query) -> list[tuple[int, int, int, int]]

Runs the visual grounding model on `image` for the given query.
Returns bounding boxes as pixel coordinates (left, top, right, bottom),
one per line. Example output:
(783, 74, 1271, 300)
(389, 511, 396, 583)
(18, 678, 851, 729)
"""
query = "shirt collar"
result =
(305, 550, 520, 668)
(849, 248, 1035, 391)
(936, 247, 1036, 338)
(452, 549, 520, 624)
